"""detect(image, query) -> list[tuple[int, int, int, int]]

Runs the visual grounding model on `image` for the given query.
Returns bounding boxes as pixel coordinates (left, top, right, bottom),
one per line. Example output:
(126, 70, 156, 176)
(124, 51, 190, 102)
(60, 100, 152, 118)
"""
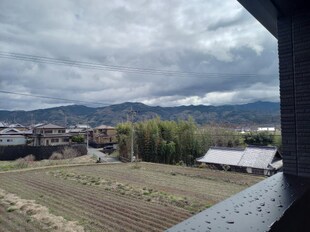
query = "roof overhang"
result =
(237, 0, 308, 38)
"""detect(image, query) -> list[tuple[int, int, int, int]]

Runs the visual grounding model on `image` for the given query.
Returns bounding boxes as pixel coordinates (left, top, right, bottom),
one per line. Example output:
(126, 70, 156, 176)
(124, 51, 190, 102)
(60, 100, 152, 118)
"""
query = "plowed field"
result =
(0, 162, 263, 231)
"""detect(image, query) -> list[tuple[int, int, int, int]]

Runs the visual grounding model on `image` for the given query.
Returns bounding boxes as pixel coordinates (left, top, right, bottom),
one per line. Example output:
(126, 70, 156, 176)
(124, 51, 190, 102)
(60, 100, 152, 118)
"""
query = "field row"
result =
(0, 163, 263, 231)
(0, 169, 191, 231)
(0, 202, 43, 232)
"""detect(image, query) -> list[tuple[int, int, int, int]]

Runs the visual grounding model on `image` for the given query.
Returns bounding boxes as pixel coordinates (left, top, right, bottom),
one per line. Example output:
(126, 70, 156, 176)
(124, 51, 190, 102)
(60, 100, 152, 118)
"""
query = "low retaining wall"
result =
(0, 144, 87, 161)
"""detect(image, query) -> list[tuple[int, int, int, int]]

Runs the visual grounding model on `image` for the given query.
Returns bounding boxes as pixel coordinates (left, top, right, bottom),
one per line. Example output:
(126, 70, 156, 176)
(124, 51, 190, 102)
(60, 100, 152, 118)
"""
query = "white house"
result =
(0, 128, 32, 146)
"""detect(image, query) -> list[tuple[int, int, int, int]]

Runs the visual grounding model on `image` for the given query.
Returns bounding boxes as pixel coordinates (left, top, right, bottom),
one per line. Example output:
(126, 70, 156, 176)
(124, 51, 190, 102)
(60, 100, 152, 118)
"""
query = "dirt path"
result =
(87, 147, 120, 163)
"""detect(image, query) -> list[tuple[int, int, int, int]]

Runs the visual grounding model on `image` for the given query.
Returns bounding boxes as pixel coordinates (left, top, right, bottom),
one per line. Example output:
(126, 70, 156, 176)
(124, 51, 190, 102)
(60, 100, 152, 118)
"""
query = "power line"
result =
(0, 51, 278, 79)
(0, 90, 109, 106)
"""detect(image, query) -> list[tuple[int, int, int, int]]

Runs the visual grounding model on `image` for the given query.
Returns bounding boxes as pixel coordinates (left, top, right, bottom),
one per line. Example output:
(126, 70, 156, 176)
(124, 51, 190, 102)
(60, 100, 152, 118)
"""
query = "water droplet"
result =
(271, 198, 275, 201)
(221, 216, 226, 219)
(226, 220, 234, 224)
(278, 204, 283, 208)
(205, 221, 211, 224)
(260, 203, 265, 206)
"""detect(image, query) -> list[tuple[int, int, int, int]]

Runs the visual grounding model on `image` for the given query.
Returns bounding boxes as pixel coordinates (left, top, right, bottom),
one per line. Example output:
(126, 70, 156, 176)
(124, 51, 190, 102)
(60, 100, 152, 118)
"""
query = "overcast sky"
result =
(0, 0, 279, 111)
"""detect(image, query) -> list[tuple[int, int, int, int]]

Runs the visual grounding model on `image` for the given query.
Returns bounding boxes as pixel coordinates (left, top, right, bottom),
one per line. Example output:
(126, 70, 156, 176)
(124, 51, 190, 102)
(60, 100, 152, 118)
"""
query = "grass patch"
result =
(7, 206, 17, 212)
(109, 150, 119, 158)
(0, 155, 97, 172)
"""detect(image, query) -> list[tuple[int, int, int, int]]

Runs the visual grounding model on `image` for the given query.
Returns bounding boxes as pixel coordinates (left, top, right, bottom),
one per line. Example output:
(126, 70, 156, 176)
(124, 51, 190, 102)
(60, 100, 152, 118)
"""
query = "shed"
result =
(197, 146, 282, 176)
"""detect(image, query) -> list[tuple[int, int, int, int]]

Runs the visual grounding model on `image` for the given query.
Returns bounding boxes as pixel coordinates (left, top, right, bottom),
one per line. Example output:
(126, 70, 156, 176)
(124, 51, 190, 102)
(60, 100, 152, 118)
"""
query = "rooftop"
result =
(34, 123, 65, 129)
(197, 146, 281, 170)
(94, 125, 115, 130)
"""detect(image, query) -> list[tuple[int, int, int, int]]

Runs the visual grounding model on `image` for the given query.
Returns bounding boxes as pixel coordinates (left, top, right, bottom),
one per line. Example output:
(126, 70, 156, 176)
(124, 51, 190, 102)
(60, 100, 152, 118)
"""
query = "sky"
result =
(0, 0, 279, 111)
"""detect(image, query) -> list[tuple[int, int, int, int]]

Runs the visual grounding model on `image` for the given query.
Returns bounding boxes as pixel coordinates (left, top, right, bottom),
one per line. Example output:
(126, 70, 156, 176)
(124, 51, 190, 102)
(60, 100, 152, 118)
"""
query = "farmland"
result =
(0, 162, 264, 231)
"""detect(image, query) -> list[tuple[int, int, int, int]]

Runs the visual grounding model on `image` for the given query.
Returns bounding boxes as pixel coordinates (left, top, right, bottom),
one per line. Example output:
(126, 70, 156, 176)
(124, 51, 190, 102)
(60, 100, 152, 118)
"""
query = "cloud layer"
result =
(0, 0, 279, 110)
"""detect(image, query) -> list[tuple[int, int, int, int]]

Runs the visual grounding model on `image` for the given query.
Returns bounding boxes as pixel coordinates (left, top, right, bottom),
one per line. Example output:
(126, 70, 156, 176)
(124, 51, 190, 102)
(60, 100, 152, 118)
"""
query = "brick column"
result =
(278, 10, 310, 177)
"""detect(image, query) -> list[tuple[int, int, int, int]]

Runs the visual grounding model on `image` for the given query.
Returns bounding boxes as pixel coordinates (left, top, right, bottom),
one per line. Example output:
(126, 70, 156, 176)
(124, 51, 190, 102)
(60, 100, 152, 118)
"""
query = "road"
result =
(87, 147, 120, 163)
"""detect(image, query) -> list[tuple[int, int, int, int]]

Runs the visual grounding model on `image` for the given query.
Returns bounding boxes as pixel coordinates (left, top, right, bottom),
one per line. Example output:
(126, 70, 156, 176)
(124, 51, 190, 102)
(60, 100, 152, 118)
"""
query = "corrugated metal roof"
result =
(196, 147, 244, 166)
(238, 147, 277, 169)
(197, 146, 281, 170)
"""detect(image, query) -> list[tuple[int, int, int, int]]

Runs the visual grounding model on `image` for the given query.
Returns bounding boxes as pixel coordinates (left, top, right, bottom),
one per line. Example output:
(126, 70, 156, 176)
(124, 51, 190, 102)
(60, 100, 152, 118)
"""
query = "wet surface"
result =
(167, 173, 310, 232)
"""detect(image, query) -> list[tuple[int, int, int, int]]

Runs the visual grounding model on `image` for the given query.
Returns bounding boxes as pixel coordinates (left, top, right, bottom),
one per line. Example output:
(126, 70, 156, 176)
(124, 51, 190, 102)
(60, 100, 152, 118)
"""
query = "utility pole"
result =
(64, 115, 67, 128)
(86, 126, 89, 149)
(128, 107, 136, 162)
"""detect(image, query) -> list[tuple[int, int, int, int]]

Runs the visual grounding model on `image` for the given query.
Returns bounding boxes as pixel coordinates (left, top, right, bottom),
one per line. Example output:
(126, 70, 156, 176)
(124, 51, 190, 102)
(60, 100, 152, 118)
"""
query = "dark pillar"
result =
(278, 9, 310, 177)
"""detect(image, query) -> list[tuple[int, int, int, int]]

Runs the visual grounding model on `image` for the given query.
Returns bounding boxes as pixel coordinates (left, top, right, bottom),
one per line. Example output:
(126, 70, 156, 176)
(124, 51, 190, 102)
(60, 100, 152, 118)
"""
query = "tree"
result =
(116, 123, 132, 160)
(71, 135, 85, 143)
(243, 132, 274, 146)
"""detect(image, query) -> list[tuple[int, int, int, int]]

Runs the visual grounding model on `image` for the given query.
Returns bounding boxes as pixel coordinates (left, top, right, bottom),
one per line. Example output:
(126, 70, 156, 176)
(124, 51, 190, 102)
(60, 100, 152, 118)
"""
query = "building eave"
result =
(237, 0, 279, 38)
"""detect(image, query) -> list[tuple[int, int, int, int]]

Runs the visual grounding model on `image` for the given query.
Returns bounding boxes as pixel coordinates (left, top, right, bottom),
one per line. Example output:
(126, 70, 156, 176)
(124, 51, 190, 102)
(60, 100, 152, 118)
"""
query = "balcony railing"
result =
(167, 172, 310, 232)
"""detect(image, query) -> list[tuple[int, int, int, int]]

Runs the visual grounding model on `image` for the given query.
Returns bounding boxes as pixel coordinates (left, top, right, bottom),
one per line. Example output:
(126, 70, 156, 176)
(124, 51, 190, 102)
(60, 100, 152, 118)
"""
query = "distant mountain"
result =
(0, 101, 280, 127)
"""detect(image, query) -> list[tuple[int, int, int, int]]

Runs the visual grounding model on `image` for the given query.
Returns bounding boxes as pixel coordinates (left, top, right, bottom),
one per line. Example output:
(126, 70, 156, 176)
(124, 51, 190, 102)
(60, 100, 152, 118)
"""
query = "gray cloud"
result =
(0, 0, 279, 110)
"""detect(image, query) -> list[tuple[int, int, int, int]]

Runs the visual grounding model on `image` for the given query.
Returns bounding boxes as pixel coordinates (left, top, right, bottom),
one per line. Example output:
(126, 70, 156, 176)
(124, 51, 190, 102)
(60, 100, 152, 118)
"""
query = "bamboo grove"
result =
(116, 118, 242, 165)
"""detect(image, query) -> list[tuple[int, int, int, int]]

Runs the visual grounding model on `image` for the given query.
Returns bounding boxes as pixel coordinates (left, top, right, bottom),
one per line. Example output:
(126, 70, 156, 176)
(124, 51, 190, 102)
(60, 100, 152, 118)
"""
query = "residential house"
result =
(0, 127, 32, 146)
(66, 124, 91, 143)
(197, 146, 282, 176)
(90, 125, 117, 147)
(31, 123, 71, 146)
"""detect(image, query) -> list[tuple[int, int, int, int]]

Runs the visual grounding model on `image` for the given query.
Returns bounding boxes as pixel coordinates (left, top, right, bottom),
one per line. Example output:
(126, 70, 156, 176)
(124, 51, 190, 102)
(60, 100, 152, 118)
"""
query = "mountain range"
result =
(0, 101, 280, 127)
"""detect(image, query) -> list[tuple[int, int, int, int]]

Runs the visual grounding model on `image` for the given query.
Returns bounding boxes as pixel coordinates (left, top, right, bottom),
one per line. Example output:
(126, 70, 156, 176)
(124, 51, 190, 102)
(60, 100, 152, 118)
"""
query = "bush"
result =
(72, 135, 85, 143)
(49, 152, 63, 160)
(198, 163, 207, 168)
(23, 154, 35, 162)
(15, 158, 28, 168)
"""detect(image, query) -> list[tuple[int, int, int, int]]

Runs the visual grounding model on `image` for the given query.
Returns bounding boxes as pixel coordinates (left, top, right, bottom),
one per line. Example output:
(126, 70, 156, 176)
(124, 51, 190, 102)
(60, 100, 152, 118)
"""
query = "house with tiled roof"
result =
(31, 123, 71, 146)
(0, 123, 33, 146)
(196, 146, 282, 176)
(90, 125, 117, 147)
(0, 127, 32, 146)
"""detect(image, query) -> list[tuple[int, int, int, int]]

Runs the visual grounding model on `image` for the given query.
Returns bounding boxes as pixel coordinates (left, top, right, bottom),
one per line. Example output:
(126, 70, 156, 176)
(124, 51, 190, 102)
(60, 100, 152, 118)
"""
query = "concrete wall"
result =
(0, 144, 87, 161)
(278, 9, 310, 177)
